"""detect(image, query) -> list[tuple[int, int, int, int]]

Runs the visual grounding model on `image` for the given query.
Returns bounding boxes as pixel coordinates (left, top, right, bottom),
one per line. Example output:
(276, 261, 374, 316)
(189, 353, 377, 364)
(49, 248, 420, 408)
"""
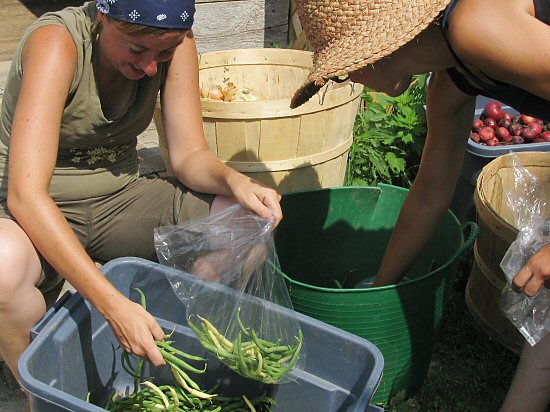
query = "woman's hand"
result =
(103, 295, 166, 366)
(512, 243, 550, 297)
(227, 172, 283, 226)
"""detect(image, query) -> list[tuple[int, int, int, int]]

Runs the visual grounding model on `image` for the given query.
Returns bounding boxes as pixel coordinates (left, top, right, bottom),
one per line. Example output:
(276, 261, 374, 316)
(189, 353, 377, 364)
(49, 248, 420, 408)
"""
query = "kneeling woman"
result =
(0, 0, 282, 401)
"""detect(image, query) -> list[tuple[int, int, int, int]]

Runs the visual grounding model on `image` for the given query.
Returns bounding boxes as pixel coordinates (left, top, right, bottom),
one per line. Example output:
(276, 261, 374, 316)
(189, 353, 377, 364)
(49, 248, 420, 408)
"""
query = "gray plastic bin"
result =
(450, 96, 550, 222)
(19, 257, 384, 412)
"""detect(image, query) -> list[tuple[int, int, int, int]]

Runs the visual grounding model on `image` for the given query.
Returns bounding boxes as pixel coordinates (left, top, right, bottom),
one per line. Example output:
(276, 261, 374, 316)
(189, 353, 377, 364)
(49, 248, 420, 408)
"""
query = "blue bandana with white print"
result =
(96, 0, 195, 30)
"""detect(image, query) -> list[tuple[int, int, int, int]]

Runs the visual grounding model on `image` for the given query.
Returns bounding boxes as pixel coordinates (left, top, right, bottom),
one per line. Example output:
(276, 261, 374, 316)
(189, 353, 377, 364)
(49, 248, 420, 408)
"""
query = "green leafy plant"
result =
(345, 73, 429, 188)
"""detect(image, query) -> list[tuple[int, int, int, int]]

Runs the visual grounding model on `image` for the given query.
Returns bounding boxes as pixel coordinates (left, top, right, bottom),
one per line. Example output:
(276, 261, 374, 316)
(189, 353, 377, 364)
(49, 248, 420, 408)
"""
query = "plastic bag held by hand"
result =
(500, 153, 550, 346)
(154, 205, 305, 383)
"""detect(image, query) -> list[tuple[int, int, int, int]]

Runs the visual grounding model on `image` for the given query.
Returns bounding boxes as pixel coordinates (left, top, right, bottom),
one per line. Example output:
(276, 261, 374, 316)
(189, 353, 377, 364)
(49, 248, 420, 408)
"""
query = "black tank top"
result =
(441, 0, 550, 121)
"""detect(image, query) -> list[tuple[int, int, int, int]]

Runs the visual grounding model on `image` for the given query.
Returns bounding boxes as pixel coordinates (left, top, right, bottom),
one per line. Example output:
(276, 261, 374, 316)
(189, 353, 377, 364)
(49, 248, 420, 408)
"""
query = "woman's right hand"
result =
(226, 172, 283, 226)
(512, 242, 550, 297)
(102, 295, 166, 367)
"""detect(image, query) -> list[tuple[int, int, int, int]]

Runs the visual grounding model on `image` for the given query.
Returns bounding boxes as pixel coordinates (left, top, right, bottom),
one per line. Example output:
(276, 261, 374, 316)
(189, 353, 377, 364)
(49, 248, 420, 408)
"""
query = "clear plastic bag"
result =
(500, 153, 550, 346)
(154, 204, 305, 383)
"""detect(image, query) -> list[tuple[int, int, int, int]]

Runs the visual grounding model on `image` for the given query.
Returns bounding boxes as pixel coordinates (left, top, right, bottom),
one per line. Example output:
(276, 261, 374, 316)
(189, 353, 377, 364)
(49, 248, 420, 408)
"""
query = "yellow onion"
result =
(207, 85, 224, 100)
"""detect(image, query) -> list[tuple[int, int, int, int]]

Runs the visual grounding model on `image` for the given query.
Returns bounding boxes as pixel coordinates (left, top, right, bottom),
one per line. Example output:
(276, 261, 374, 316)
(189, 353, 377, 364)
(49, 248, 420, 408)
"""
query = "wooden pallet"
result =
(194, 0, 290, 53)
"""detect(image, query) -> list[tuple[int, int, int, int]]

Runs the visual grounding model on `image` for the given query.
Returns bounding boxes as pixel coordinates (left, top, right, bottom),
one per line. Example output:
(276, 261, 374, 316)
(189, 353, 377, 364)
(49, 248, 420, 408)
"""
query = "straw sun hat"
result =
(289, 0, 452, 109)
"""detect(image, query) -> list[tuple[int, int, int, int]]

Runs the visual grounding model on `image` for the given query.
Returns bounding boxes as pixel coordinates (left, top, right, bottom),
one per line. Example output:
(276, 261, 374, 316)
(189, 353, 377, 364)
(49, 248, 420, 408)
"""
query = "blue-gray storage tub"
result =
(19, 257, 384, 412)
(450, 96, 550, 222)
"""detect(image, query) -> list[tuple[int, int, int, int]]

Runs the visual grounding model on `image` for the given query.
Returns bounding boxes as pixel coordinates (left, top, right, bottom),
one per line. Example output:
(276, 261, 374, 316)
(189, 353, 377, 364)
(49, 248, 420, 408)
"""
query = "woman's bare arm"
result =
(373, 71, 476, 286)
(8, 25, 165, 365)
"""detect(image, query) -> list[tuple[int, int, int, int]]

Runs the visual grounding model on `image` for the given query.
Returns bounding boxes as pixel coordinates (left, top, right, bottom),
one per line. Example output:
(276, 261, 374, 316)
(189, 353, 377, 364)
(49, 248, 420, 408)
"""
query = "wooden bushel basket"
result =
(154, 48, 363, 193)
(466, 151, 550, 354)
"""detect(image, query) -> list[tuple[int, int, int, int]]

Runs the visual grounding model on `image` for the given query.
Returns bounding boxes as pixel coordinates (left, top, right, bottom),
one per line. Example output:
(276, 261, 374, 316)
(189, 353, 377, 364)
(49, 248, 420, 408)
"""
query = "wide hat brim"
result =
(290, 0, 451, 109)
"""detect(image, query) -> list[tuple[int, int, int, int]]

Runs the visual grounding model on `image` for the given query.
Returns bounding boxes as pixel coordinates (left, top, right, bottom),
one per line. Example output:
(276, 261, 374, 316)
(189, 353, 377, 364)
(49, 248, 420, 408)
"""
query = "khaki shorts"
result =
(0, 176, 214, 290)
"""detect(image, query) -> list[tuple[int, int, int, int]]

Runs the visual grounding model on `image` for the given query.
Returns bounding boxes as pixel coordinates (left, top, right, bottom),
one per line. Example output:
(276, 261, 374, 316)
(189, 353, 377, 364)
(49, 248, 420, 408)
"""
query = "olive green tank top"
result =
(0, 2, 167, 202)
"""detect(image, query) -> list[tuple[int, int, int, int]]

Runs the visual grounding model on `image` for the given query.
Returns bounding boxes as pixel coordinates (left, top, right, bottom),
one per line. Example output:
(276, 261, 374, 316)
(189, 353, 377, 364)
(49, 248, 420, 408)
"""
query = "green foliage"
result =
(345, 73, 429, 188)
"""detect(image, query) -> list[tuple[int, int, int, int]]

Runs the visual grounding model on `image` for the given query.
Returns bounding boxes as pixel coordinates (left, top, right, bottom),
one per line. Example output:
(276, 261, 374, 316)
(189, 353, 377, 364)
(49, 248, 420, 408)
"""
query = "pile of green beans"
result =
(106, 381, 275, 411)
(100, 289, 276, 411)
(188, 309, 302, 384)
(106, 339, 276, 411)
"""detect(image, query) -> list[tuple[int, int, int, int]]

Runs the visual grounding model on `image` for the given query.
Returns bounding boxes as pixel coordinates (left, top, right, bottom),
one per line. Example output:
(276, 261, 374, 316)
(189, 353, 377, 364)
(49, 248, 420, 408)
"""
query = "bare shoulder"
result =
(22, 25, 77, 68)
(448, 0, 534, 59)
(21, 25, 78, 93)
(447, 0, 550, 98)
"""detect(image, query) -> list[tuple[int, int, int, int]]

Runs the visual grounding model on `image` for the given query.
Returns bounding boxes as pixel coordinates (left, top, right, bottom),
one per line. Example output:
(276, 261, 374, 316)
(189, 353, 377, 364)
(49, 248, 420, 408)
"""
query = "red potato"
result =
(471, 102, 549, 146)
(521, 123, 543, 141)
(472, 119, 484, 131)
(512, 135, 525, 144)
(520, 114, 538, 125)
(521, 128, 538, 141)
(503, 112, 514, 122)
(496, 126, 512, 142)
(498, 118, 512, 128)
(484, 101, 505, 121)
(478, 126, 495, 142)
(509, 123, 524, 136)
(528, 122, 543, 135)
(483, 117, 498, 128)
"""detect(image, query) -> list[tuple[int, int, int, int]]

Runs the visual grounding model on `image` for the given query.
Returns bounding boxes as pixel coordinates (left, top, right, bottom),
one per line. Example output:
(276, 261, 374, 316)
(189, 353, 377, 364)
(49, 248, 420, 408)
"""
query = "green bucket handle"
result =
(453, 221, 479, 263)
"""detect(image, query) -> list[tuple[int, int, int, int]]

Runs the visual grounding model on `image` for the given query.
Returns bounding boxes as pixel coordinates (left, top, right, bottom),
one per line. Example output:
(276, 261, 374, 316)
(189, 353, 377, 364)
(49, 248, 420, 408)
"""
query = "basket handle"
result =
(456, 221, 479, 258)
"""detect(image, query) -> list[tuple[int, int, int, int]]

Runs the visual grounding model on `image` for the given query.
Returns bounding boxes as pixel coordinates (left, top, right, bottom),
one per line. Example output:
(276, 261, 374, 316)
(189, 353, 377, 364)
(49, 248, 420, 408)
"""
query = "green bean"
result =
(142, 381, 170, 408)
(157, 340, 206, 362)
(249, 331, 269, 353)
(171, 367, 216, 400)
(134, 287, 147, 311)
(159, 348, 207, 374)
(188, 310, 303, 384)
(262, 344, 291, 354)
(103, 290, 278, 411)
(134, 358, 145, 393)
(236, 308, 250, 337)
(265, 352, 282, 361)
(276, 354, 293, 364)
(169, 363, 202, 391)
(242, 395, 256, 412)
(198, 315, 233, 349)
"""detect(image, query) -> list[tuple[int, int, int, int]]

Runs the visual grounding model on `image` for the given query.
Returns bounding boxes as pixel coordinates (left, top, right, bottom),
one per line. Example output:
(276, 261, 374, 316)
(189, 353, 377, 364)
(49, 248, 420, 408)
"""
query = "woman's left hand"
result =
(228, 173, 283, 226)
(512, 243, 550, 296)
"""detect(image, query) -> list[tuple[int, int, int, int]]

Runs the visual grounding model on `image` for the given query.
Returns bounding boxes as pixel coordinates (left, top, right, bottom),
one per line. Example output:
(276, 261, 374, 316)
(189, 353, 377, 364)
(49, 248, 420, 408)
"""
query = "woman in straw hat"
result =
(0, 0, 282, 402)
(291, 0, 550, 410)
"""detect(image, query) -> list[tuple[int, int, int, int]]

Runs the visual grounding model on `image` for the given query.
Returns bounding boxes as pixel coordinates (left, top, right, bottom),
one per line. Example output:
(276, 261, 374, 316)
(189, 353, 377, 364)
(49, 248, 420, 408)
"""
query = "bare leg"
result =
(500, 333, 550, 412)
(0, 219, 45, 390)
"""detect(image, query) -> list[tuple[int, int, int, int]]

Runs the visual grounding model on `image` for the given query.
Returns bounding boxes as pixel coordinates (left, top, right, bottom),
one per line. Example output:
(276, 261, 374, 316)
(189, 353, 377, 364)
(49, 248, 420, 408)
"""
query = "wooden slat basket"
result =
(466, 151, 550, 354)
(154, 48, 363, 193)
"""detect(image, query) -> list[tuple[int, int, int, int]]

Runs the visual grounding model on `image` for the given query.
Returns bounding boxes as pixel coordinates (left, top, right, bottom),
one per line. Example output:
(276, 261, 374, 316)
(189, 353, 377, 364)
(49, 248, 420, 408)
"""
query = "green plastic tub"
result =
(275, 184, 478, 405)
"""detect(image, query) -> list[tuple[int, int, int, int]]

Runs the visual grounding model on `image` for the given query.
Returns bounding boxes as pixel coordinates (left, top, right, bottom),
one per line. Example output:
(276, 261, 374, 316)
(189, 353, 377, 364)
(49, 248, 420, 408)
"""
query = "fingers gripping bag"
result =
(154, 205, 305, 384)
(499, 153, 550, 346)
